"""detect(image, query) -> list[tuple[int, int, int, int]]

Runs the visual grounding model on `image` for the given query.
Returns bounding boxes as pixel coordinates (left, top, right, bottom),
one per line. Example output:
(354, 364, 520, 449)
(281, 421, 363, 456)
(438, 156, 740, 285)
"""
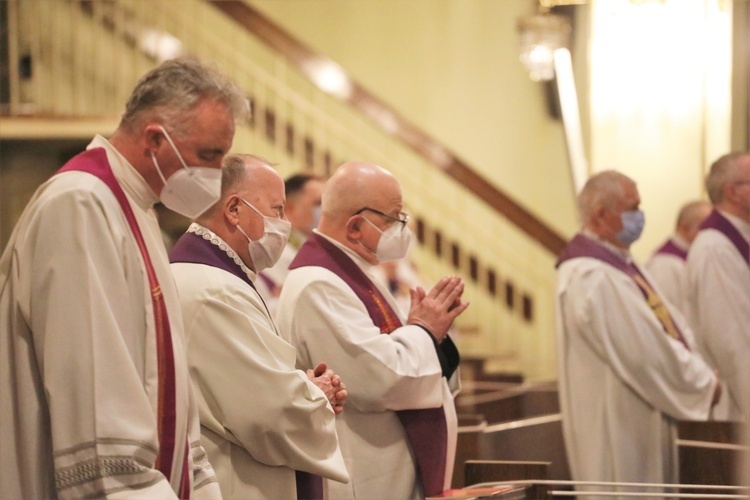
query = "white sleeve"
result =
(564, 263, 717, 420)
(687, 232, 750, 414)
(175, 266, 348, 482)
(279, 269, 445, 413)
(18, 184, 179, 498)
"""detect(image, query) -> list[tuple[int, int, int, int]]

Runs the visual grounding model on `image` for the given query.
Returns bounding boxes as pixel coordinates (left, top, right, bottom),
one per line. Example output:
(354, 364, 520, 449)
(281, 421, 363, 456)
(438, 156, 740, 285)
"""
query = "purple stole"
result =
(653, 238, 688, 261)
(168, 230, 323, 500)
(557, 234, 690, 350)
(700, 209, 750, 266)
(290, 233, 449, 497)
(58, 148, 191, 498)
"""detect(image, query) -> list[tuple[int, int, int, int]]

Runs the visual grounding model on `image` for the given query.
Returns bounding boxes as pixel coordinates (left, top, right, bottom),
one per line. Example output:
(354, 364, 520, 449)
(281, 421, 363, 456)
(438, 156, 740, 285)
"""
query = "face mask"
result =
(362, 217, 413, 262)
(151, 126, 221, 220)
(616, 209, 645, 246)
(235, 198, 291, 272)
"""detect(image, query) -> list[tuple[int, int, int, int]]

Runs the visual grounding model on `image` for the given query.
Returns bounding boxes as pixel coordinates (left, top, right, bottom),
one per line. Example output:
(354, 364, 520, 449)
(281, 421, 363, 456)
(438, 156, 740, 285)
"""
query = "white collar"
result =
(718, 209, 750, 243)
(581, 229, 633, 263)
(313, 229, 374, 272)
(187, 223, 257, 282)
(87, 135, 159, 210)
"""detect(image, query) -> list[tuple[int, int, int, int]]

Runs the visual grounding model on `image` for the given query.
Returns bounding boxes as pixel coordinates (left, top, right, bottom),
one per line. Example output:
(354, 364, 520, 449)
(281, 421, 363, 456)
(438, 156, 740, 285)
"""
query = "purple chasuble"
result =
(557, 234, 690, 350)
(700, 209, 750, 266)
(290, 232, 451, 497)
(169, 230, 323, 500)
(653, 238, 688, 261)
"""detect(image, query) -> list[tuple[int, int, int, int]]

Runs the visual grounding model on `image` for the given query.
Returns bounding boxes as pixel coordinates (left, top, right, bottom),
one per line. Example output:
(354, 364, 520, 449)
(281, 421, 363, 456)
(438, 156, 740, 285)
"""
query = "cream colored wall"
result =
(248, 0, 579, 240)
(248, 0, 744, 264)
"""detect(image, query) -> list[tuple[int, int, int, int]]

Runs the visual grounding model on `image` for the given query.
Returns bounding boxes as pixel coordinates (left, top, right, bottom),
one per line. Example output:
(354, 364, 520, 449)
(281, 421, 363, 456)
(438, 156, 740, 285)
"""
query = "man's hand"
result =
(307, 362, 347, 415)
(406, 275, 469, 342)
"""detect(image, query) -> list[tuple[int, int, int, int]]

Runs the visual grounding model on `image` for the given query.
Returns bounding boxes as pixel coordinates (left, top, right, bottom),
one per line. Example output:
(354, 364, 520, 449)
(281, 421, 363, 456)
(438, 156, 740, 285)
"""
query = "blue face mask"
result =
(617, 210, 645, 246)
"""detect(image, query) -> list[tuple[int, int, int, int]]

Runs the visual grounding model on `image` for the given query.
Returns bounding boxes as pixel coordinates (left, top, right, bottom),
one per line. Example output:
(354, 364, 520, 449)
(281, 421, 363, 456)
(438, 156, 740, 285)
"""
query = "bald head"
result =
(321, 161, 402, 223)
(675, 200, 711, 244)
(318, 161, 406, 264)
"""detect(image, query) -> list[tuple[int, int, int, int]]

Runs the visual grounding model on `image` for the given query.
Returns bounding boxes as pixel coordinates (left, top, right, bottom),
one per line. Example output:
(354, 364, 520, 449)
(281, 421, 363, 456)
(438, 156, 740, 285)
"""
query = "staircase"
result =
(1, 0, 564, 381)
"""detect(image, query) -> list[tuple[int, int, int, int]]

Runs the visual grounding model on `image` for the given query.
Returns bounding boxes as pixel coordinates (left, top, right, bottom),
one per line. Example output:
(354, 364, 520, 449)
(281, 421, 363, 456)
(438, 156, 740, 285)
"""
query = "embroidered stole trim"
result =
(290, 233, 448, 496)
(557, 234, 689, 350)
(700, 210, 750, 266)
(59, 148, 190, 498)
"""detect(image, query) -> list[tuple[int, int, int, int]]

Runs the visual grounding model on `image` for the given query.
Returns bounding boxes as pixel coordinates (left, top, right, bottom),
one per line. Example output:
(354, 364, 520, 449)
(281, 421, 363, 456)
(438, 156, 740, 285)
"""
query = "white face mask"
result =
(235, 198, 291, 272)
(362, 217, 413, 262)
(151, 125, 221, 220)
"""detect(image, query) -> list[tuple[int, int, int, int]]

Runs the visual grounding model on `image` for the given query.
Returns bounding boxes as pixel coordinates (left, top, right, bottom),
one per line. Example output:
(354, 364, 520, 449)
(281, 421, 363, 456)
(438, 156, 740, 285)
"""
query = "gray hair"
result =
(196, 153, 274, 222)
(577, 170, 632, 224)
(120, 56, 247, 136)
(705, 152, 750, 204)
(221, 153, 276, 196)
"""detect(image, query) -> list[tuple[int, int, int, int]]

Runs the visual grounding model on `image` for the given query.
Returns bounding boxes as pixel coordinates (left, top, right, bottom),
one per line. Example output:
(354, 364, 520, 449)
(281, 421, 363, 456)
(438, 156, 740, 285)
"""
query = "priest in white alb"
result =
(645, 199, 710, 316)
(555, 170, 721, 499)
(0, 57, 247, 498)
(687, 152, 750, 421)
(169, 154, 349, 499)
(276, 161, 468, 499)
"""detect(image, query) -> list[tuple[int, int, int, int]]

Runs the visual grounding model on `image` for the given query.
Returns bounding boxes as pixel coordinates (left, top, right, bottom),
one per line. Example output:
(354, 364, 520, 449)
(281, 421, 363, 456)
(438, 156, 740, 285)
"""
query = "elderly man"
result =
(645, 200, 711, 315)
(257, 172, 325, 315)
(687, 152, 750, 421)
(276, 161, 468, 499)
(0, 57, 246, 497)
(555, 170, 721, 497)
(168, 154, 349, 499)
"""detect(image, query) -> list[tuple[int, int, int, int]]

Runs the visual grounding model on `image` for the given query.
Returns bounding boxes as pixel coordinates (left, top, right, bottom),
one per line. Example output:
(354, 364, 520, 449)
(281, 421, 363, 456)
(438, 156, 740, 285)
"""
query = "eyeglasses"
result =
(355, 207, 409, 231)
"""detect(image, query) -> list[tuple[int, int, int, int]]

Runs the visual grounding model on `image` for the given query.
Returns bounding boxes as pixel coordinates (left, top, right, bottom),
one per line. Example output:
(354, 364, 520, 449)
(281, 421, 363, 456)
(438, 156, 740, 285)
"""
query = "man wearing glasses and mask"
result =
(276, 161, 469, 499)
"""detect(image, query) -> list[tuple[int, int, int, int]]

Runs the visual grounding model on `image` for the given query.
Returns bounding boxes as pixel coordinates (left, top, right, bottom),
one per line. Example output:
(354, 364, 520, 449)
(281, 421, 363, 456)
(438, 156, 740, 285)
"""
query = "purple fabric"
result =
(700, 209, 750, 265)
(169, 231, 254, 289)
(295, 471, 323, 500)
(58, 148, 190, 495)
(653, 239, 688, 261)
(290, 233, 449, 496)
(557, 233, 689, 349)
(169, 231, 322, 499)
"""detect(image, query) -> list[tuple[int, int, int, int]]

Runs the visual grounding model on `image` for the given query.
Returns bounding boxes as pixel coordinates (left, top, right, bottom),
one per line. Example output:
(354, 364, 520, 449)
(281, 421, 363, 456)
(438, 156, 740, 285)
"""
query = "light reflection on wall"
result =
(588, 0, 731, 260)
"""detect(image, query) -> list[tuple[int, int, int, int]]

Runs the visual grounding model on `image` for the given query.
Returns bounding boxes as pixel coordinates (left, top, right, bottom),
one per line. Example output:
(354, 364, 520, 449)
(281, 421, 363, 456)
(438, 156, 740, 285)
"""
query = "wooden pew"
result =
(678, 420, 748, 490)
(464, 460, 550, 498)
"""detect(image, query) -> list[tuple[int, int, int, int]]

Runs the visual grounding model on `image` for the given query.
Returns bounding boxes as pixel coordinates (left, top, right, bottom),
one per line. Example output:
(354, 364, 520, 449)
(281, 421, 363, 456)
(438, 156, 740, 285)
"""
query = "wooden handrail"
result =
(209, 1, 567, 255)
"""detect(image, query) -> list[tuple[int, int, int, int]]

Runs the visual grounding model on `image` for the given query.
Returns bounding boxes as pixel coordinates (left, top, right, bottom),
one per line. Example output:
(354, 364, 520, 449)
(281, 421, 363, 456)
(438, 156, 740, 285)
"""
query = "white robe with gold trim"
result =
(556, 250, 717, 496)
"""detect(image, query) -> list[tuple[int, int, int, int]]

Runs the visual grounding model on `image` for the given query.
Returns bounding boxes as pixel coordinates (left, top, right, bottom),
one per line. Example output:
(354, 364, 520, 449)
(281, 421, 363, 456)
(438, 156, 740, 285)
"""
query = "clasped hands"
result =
(307, 362, 347, 415)
(407, 275, 470, 343)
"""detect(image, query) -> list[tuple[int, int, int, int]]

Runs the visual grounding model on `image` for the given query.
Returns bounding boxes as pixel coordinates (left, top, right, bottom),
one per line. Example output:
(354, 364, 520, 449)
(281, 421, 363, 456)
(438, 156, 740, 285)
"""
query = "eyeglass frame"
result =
(354, 207, 409, 231)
